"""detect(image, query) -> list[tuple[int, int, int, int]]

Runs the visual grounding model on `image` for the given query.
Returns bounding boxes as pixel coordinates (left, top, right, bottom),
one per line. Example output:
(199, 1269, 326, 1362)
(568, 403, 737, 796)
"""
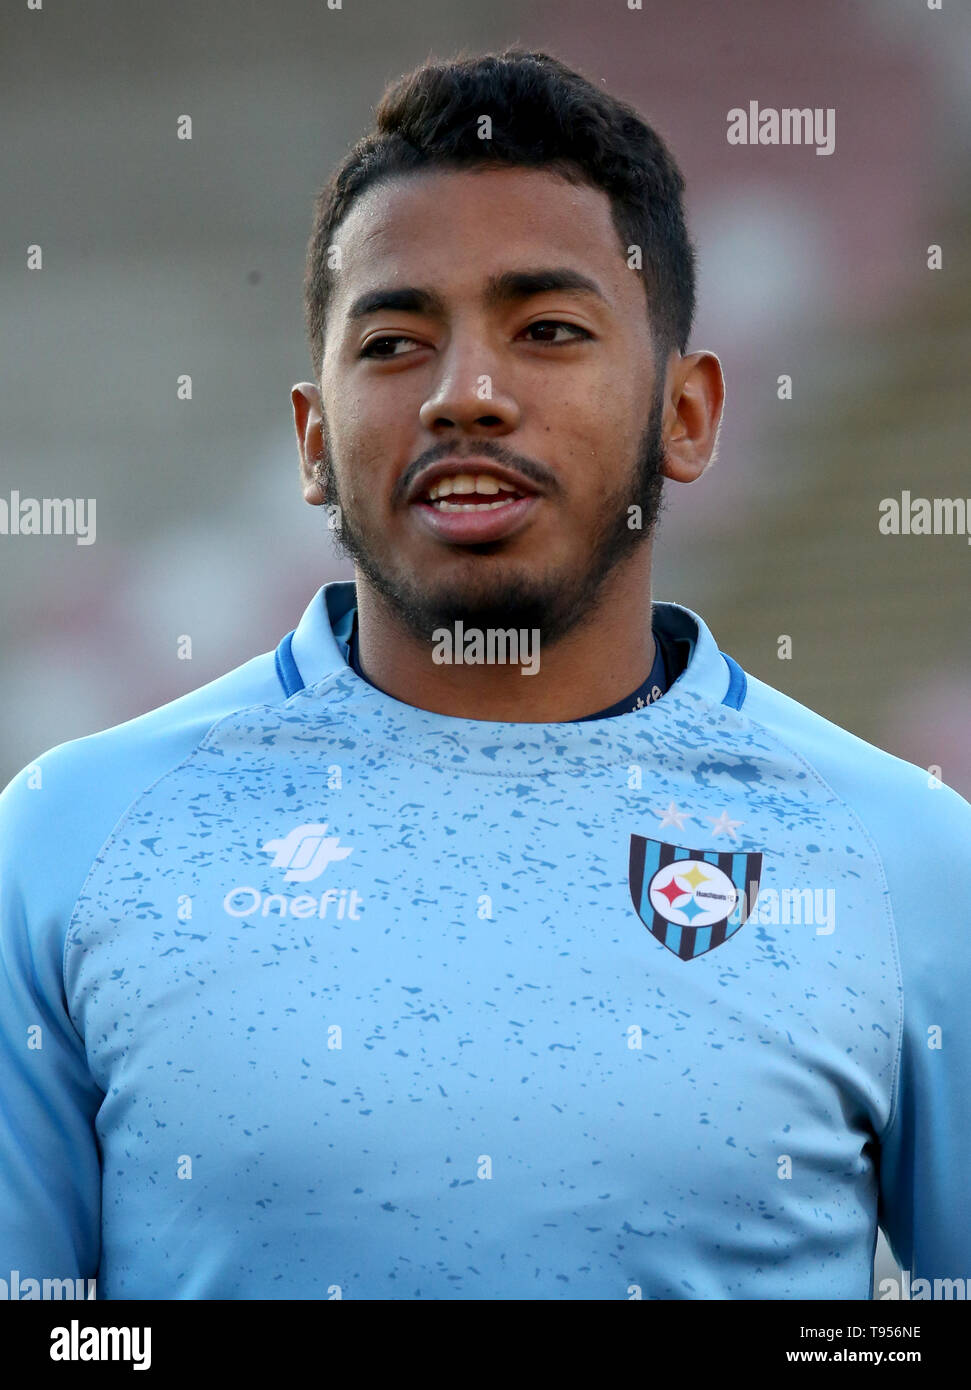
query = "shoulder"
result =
(738, 670, 970, 865)
(0, 650, 286, 926)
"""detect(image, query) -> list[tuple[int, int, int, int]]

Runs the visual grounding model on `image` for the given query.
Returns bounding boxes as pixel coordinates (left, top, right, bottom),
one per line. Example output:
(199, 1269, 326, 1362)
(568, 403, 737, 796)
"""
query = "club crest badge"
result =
(629, 835, 763, 960)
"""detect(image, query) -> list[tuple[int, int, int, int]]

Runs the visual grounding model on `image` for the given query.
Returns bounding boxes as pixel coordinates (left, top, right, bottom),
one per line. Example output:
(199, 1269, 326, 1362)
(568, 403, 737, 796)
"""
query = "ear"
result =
(291, 382, 328, 505)
(660, 351, 726, 484)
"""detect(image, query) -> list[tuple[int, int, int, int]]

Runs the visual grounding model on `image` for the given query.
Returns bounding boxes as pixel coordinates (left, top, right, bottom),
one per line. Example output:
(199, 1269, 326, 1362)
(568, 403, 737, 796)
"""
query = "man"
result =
(1, 48, 968, 1302)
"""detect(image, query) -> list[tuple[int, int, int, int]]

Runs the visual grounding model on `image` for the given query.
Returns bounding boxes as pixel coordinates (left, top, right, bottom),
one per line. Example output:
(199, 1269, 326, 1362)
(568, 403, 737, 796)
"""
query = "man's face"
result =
(315, 165, 668, 646)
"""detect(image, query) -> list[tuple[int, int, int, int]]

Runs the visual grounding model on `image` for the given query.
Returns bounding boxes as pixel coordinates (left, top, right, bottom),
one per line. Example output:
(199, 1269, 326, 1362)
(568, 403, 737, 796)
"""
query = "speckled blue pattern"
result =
(1, 582, 969, 1299)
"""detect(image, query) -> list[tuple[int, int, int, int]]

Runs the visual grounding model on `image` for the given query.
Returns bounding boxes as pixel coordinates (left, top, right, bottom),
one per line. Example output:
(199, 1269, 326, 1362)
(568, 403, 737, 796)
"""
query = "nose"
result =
(418, 335, 522, 435)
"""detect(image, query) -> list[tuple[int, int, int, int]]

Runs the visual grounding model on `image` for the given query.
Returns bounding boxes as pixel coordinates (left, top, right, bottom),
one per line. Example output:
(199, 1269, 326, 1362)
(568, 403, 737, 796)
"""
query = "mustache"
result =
(391, 441, 557, 506)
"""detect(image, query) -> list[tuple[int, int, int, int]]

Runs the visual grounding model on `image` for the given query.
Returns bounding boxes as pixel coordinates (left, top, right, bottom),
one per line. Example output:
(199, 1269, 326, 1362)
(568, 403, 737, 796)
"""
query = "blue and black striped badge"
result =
(629, 835, 763, 961)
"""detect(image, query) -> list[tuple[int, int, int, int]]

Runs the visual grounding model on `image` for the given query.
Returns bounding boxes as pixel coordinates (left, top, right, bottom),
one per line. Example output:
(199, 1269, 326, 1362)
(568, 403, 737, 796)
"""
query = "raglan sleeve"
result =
(876, 779, 971, 1281)
(0, 756, 104, 1286)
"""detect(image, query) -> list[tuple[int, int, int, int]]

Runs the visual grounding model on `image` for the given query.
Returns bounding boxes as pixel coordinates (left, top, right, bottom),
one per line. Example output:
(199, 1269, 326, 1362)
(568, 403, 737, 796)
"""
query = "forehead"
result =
(329, 165, 633, 315)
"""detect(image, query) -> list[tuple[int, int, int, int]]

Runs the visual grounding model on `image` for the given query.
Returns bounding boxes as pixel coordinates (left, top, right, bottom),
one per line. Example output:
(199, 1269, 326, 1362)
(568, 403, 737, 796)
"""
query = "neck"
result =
(353, 552, 656, 722)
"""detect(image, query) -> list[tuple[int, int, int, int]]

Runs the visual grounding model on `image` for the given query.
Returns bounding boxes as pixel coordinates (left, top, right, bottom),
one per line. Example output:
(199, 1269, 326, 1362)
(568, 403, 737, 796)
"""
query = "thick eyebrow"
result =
(345, 267, 607, 324)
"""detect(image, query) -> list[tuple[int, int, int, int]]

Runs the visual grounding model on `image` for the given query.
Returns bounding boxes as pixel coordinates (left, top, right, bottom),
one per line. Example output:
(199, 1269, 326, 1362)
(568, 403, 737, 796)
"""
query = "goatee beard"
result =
(318, 397, 666, 649)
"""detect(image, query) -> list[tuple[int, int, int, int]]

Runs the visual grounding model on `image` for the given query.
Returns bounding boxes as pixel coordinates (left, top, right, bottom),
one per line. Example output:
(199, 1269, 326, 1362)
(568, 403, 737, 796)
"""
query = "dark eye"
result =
(360, 321, 592, 358)
(522, 320, 592, 344)
(360, 336, 420, 359)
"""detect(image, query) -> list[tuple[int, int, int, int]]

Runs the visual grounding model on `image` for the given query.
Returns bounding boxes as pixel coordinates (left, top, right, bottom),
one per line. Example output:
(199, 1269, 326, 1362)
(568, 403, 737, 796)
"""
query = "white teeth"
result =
(433, 497, 519, 512)
(426, 473, 521, 500)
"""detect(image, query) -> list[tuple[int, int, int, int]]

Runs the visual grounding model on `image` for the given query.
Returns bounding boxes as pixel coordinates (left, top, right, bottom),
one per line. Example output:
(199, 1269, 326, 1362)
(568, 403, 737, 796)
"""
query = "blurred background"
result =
(2, 0, 968, 1294)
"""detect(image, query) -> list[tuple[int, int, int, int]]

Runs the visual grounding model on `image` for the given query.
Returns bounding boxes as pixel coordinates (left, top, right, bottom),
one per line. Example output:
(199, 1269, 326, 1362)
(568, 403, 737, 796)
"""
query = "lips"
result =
(406, 459, 539, 506)
(405, 457, 544, 546)
(411, 491, 539, 545)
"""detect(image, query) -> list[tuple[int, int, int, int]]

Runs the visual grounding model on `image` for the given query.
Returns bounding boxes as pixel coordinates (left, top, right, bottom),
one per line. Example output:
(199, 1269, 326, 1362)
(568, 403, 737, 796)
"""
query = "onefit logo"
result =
(223, 824, 361, 922)
(261, 824, 353, 882)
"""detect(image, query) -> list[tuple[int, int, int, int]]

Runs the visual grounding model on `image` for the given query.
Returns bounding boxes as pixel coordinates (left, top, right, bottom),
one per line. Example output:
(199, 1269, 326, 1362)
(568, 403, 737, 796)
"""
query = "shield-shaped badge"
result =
(629, 835, 762, 960)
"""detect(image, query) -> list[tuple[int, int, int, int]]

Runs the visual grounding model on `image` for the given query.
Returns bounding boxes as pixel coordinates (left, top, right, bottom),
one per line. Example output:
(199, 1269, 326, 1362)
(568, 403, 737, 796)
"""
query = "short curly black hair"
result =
(303, 46, 697, 381)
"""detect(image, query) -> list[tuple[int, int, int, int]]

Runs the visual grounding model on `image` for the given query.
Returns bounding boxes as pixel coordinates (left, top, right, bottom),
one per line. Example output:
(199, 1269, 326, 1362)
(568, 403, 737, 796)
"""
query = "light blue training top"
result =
(0, 580, 968, 1299)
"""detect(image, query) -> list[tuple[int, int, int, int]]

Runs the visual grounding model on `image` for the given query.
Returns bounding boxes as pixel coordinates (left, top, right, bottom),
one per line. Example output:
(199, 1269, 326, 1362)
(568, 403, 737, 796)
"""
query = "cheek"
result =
(543, 383, 620, 454)
(564, 429, 619, 494)
(345, 447, 395, 517)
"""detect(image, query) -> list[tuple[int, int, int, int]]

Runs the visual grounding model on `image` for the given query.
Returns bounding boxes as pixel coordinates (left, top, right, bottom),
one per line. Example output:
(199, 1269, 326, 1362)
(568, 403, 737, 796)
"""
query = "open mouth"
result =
(421, 474, 529, 511)
(411, 472, 539, 545)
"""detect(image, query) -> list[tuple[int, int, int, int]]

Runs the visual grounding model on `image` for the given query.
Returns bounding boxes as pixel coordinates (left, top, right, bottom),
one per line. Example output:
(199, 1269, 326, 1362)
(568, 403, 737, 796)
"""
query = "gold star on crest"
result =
(681, 863, 710, 889)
